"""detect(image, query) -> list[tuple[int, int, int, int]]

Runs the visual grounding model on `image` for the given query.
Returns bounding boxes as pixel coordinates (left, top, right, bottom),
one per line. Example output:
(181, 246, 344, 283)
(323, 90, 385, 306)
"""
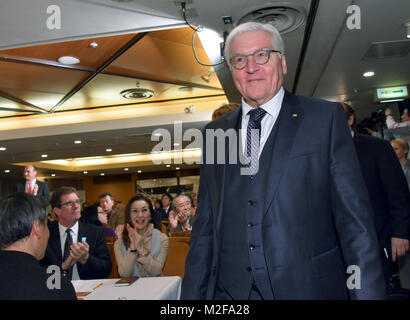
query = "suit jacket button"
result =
(248, 222, 253, 227)
(249, 245, 255, 251)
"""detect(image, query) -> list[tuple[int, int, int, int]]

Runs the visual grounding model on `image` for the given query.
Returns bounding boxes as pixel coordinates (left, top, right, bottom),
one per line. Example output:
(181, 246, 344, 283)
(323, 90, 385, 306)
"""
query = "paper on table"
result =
(72, 279, 105, 292)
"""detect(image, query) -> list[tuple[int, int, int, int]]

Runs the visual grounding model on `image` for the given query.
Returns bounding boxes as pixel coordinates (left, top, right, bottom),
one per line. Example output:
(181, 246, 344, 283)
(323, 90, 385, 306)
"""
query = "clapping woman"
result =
(114, 194, 169, 277)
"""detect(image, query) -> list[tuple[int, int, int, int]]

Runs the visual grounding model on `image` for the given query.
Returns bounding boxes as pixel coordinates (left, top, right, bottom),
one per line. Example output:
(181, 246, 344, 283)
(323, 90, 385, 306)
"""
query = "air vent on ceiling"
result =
(120, 88, 154, 99)
(237, 4, 306, 34)
(362, 40, 410, 59)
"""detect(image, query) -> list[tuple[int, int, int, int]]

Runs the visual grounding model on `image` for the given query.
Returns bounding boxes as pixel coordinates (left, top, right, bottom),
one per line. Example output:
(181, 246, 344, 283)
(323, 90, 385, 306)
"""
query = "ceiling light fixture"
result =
(124, 168, 129, 171)
(106, 148, 112, 152)
(83, 171, 88, 174)
(4, 170, 10, 173)
(120, 88, 154, 99)
(363, 71, 375, 77)
(74, 140, 82, 144)
(100, 173, 105, 176)
(41, 154, 48, 158)
(51, 174, 56, 177)
(57, 56, 80, 65)
(137, 170, 142, 173)
(0, 147, 6, 151)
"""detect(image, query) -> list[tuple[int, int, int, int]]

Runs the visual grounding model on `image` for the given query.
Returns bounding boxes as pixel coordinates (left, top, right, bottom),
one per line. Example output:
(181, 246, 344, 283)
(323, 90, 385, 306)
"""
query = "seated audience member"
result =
(390, 138, 410, 190)
(114, 194, 169, 277)
(212, 103, 240, 120)
(82, 203, 117, 238)
(40, 187, 111, 280)
(99, 193, 126, 232)
(156, 193, 173, 221)
(0, 193, 76, 300)
(168, 194, 197, 234)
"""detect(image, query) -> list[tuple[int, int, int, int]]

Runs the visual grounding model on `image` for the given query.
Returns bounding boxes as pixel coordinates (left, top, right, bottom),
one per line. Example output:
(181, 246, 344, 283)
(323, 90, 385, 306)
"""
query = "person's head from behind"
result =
(98, 193, 114, 214)
(0, 193, 49, 260)
(23, 164, 38, 182)
(172, 194, 192, 217)
(341, 102, 356, 131)
(51, 186, 81, 228)
(390, 138, 409, 162)
(212, 103, 240, 120)
(224, 22, 287, 108)
(122, 194, 156, 247)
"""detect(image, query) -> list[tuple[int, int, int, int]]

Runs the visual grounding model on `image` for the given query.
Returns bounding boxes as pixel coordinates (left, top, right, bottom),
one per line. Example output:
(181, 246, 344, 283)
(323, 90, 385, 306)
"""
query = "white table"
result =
(72, 276, 181, 300)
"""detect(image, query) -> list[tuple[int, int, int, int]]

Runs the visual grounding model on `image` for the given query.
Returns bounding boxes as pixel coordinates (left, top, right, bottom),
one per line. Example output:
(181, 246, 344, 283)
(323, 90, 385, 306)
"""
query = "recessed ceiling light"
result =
(363, 71, 375, 77)
(4, 170, 10, 173)
(0, 147, 6, 151)
(124, 168, 129, 171)
(51, 174, 56, 177)
(57, 56, 80, 65)
(106, 148, 112, 152)
(176, 167, 180, 170)
(83, 171, 88, 174)
(137, 170, 142, 173)
(166, 164, 171, 168)
(74, 140, 82, 144)
(41, 154, 48, 158)
(100, 173, 105, 176)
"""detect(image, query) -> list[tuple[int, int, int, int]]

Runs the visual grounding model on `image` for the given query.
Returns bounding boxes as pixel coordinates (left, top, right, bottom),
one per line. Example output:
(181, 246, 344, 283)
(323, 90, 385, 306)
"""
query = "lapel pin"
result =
(292, 113, 298, 118)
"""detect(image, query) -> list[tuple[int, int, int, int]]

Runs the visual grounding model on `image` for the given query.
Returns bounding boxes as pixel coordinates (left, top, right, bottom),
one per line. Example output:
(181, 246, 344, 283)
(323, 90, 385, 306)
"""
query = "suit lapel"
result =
(262, 91, 302, 216)
(207, 108, 242, 235)
(49, 221, 63, 262)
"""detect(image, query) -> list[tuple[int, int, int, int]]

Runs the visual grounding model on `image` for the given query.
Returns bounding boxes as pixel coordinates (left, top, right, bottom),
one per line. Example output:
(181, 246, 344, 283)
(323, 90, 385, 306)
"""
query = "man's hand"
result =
(401, 109, 410, 122)
(70, 241, 90, 265)
(62, 255, 76, 271)
(169, 210, 178, 230)
(391, 237, 410, 262)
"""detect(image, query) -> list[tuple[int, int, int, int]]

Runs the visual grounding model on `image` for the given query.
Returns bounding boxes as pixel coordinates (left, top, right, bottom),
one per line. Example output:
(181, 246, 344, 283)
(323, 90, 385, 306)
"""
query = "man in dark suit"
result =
(40, 186, 111, 280)
(14, 164, 50, 205)
(342, 103, 410, 293)
(0, 193, 76, 299)
(181, 22, 386, 300)
(155, 193, 173, 221)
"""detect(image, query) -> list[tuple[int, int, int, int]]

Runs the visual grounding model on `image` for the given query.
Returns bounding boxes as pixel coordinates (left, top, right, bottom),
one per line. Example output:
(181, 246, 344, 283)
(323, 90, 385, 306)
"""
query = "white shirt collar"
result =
(58, 220, 79, 242)
(241, 86, 285, 117)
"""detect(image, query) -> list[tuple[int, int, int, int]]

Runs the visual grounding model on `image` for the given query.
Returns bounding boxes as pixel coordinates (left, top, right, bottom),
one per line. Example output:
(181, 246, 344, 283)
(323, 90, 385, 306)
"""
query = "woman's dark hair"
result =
(122, 193, 156, 249)
(81, 202, 102, 226)
(0, 193, 47, 249)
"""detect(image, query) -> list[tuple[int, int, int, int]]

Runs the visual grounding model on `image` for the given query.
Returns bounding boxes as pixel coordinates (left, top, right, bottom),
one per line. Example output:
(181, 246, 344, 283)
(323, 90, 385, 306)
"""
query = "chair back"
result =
(162, 236, 191, 278)
(161, 220, 169, 234)
(106, 237, 120, 278)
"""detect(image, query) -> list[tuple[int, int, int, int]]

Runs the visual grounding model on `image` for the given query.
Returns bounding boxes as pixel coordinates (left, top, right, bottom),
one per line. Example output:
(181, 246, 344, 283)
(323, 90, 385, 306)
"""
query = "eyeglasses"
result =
(61, 199, 81, 207)
(229, 48, 281, 70)
(176, 201, 191, 209)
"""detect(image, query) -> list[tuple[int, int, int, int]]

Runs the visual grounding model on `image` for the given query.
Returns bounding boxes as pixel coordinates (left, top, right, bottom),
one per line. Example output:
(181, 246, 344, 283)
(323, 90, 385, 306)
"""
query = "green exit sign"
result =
(376, 86, 408, 100)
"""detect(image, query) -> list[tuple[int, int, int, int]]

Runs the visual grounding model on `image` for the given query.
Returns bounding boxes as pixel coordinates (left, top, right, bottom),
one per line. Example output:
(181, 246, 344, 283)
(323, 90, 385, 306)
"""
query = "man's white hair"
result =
(224, 22, 285, 68)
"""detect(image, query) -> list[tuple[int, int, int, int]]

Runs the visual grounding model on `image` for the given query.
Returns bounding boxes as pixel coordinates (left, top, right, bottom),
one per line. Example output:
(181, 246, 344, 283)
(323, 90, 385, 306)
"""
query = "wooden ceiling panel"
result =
(0, 61, 91, 111)
(57, 73, 224, 111)
(0, 33, 138, 70)
(106, 28, 221, 88)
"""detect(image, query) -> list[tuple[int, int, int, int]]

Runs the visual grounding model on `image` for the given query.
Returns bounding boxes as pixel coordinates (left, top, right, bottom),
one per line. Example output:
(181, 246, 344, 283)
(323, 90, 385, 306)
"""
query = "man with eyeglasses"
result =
(182, 22, 386, 300)
(168, 194, 196, 234)
(40, 186, 111, 280)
